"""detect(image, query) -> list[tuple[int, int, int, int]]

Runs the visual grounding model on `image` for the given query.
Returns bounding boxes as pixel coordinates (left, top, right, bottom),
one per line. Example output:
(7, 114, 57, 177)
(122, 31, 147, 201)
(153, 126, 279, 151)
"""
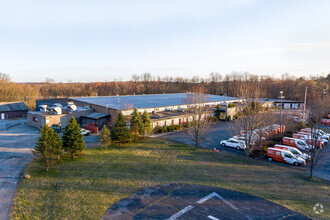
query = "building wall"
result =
(81, 117, 110, 129)
(28, 113, 62, 128)
(0, 110, 28, 119)
(151, 113, 211, 129)
(28, 109, 94, 129)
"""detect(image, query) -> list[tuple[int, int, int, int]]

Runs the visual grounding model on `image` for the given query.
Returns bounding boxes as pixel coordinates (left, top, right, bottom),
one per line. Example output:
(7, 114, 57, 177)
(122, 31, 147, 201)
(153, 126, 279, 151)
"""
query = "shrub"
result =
(167, 126, 175, 132)
(160, 126, 168, 133)
(285, 131, 293, 137)
(227, 116, 232, 121)
(184, 122, 190, 128)
(227, 103, 235, 108)
(173, 124, 182, 130)
(234, 113, 239, 120)
(262, 146, 268, 152)
(270, 141, 279, 147)
(153, 126, 161, 134)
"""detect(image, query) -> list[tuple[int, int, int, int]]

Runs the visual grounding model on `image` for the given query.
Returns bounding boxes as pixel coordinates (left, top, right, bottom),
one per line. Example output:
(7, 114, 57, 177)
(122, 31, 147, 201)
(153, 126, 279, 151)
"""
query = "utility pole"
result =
(303, 87, 307, 122)
(279, 91, 284, 132)
(321, 89, 326, 100)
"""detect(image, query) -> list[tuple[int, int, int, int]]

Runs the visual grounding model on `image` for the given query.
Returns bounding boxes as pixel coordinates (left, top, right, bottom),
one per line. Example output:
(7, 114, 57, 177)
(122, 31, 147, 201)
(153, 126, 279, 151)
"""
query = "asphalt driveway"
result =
(0, 124, 39, 220)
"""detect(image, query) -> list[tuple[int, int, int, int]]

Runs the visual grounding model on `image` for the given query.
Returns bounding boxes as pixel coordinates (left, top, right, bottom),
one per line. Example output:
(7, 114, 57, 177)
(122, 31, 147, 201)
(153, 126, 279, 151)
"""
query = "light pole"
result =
(279, 91, 285, 132)
(322, 89, 326, 100)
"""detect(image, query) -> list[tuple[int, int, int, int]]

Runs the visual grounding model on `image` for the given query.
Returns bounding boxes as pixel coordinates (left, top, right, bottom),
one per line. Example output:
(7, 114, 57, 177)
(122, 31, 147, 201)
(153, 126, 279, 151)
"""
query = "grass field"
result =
(11, 138, 329, 219)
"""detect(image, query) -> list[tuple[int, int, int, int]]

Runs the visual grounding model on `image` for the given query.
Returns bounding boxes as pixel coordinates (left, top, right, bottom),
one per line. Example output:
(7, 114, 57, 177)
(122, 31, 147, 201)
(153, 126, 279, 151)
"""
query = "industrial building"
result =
(30, 94, 304, 131)
(0, 102, 29, 119)
(70, 93, 243, 128)
(27, 102, 94, 129)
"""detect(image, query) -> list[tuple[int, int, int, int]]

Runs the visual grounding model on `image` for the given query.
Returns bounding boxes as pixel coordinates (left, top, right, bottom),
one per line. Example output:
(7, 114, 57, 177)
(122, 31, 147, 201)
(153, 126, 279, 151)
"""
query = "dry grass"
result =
(11, 138, 329, 219)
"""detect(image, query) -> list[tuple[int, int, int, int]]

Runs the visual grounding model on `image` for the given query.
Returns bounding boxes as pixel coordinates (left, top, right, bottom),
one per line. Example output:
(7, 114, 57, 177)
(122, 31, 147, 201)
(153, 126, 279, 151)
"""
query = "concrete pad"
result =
(102, 184, 310, 220)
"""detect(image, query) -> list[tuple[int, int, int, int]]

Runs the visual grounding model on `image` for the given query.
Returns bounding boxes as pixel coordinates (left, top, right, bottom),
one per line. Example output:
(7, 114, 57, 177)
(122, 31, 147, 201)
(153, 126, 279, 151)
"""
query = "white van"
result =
(273, 145, 309, 160)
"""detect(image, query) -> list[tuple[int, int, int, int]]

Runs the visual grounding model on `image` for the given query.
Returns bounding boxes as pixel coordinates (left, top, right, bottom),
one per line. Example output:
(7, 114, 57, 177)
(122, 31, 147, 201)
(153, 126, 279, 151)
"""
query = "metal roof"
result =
(81, 112, 110, 120)
(71, 93, 242, 110)
(0, 102, 29, 112)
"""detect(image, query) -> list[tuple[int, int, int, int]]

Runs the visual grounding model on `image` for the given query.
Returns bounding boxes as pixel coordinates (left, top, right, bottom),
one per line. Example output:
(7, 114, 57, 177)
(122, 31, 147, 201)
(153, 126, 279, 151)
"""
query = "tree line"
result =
(1, 72, 329, 109)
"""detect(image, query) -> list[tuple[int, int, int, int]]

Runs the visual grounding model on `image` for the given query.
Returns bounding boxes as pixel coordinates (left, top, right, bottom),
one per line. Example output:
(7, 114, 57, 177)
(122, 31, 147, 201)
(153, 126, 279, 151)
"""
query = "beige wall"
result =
(151, 112, 211, 129)
(28, 109, 94, 129)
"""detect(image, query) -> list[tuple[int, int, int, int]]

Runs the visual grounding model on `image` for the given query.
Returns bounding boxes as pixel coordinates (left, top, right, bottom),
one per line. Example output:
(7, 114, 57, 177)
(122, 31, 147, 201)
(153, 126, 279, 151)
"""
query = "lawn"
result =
(11, 138, 329, 219)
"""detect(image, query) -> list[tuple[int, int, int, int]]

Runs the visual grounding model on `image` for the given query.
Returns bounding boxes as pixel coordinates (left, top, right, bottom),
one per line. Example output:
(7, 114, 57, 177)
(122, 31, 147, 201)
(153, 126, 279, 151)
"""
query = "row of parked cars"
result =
(267, 128, 329, 166)
(220, 125, 329, 166)
(220, 124, 285, 150)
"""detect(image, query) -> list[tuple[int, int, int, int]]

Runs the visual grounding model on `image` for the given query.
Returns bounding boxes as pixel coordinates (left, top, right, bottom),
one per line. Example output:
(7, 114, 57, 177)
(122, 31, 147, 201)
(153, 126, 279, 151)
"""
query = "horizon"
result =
(1, 0, 330, 82)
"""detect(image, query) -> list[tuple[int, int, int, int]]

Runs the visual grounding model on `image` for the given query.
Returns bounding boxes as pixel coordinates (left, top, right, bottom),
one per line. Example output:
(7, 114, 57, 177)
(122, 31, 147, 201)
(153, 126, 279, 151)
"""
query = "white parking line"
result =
(208, 215, 220, 220)
(197, 192, 239, 211)
(168, 205, 194, 220)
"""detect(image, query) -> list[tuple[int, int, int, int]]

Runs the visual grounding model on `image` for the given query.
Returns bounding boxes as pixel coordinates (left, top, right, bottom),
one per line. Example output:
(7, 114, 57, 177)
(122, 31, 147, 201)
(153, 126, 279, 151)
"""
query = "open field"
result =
(11, 138, 329, 219)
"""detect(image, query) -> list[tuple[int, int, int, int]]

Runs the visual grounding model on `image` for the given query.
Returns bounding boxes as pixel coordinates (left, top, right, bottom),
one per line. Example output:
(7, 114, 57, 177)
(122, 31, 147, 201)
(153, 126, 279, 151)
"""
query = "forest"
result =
(0, 72, 329, 110)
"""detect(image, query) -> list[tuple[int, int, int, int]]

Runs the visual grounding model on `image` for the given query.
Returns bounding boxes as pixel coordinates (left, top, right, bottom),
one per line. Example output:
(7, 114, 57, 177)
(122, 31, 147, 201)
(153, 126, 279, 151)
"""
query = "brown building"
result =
(0, 102, 29, 119)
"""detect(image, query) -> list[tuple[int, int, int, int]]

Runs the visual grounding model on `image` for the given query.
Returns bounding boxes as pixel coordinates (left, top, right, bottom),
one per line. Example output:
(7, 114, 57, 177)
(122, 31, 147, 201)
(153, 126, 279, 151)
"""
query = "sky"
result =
(0, 0, 330, 82)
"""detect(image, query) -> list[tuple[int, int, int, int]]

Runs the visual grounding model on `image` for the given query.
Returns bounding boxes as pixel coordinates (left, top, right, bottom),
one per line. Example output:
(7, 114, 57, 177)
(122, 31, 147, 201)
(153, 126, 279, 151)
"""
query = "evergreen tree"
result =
(111, 111, 131, 144)
(141, 110, 152, 137)
(130, 108, 143, 141)
(214, 104, 221, 119)
(33, 124, 62, 171)
(99, 125, 111, 150)
(62, 117, 86, 158)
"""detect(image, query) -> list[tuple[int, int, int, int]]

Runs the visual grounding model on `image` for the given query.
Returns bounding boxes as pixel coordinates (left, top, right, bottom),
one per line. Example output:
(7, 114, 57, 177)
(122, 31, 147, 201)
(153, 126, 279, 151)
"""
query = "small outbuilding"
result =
(81, 112, 111, 129)
(0, 102, 29, 119)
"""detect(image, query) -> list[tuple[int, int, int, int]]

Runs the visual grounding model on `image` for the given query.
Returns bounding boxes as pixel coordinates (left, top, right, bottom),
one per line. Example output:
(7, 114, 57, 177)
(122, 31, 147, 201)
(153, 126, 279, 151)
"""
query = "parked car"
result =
(220, 138, 246, 150)
(80, 128, 91, 136)
(273, 144, 310, 161)
(266, 148, 305, 166)
(282, 137, 311, 151)
(232, 136, 256, 145)
(293, 133, 324, 147)
(300, 128, 329, 140)
(298, 131, 327, 146)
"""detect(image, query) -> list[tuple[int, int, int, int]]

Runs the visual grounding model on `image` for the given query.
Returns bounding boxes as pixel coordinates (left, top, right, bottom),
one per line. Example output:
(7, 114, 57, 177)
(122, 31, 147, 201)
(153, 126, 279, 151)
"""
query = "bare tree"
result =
(306, 96, 329, 178)
(184, 88, 214, 150)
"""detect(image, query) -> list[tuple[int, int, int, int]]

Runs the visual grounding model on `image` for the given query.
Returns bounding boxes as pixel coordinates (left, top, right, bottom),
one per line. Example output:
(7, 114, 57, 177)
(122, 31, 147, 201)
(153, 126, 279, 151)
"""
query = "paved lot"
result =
(160, 120, 330, 181)
(160, 121, 244, 156)
(0, 124, 39, 220)
(103, 183, 310, 220)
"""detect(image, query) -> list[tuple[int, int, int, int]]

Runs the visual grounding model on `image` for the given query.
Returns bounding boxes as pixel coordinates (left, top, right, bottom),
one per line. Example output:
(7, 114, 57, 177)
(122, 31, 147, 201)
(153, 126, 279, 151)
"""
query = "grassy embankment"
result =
(11, 138, 329, 219)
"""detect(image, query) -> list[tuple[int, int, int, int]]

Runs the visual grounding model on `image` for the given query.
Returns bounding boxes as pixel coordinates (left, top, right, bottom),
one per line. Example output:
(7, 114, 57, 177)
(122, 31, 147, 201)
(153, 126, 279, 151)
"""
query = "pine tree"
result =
(99, 125, 111, 150)
(33, 124, 62, 171)
(214, 104, 221, 119)
(141, 110, 152, 137)
(111, 111, 131, 144)
(130, 108, 143, 141)
(62, 117, 86, 158)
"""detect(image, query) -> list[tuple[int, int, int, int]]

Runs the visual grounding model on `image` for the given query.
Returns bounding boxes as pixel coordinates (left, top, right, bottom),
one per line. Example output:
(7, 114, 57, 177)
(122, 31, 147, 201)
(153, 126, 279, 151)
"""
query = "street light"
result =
(279, 91, 285, 132)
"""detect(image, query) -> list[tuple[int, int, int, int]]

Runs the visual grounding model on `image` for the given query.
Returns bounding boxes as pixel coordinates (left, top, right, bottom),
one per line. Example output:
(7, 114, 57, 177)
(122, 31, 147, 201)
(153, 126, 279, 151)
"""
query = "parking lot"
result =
(160, 120, 330, 181)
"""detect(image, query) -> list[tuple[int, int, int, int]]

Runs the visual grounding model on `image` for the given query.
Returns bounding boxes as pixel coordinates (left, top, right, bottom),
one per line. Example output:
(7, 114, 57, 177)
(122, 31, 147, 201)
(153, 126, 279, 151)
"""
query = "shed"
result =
(0, 102, 29, 119)
(81, 112, 110, 129)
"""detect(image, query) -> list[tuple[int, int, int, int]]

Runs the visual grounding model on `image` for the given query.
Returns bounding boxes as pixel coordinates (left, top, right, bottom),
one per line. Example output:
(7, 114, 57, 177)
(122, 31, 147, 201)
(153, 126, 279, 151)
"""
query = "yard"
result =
(11, 138, 329, 219)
